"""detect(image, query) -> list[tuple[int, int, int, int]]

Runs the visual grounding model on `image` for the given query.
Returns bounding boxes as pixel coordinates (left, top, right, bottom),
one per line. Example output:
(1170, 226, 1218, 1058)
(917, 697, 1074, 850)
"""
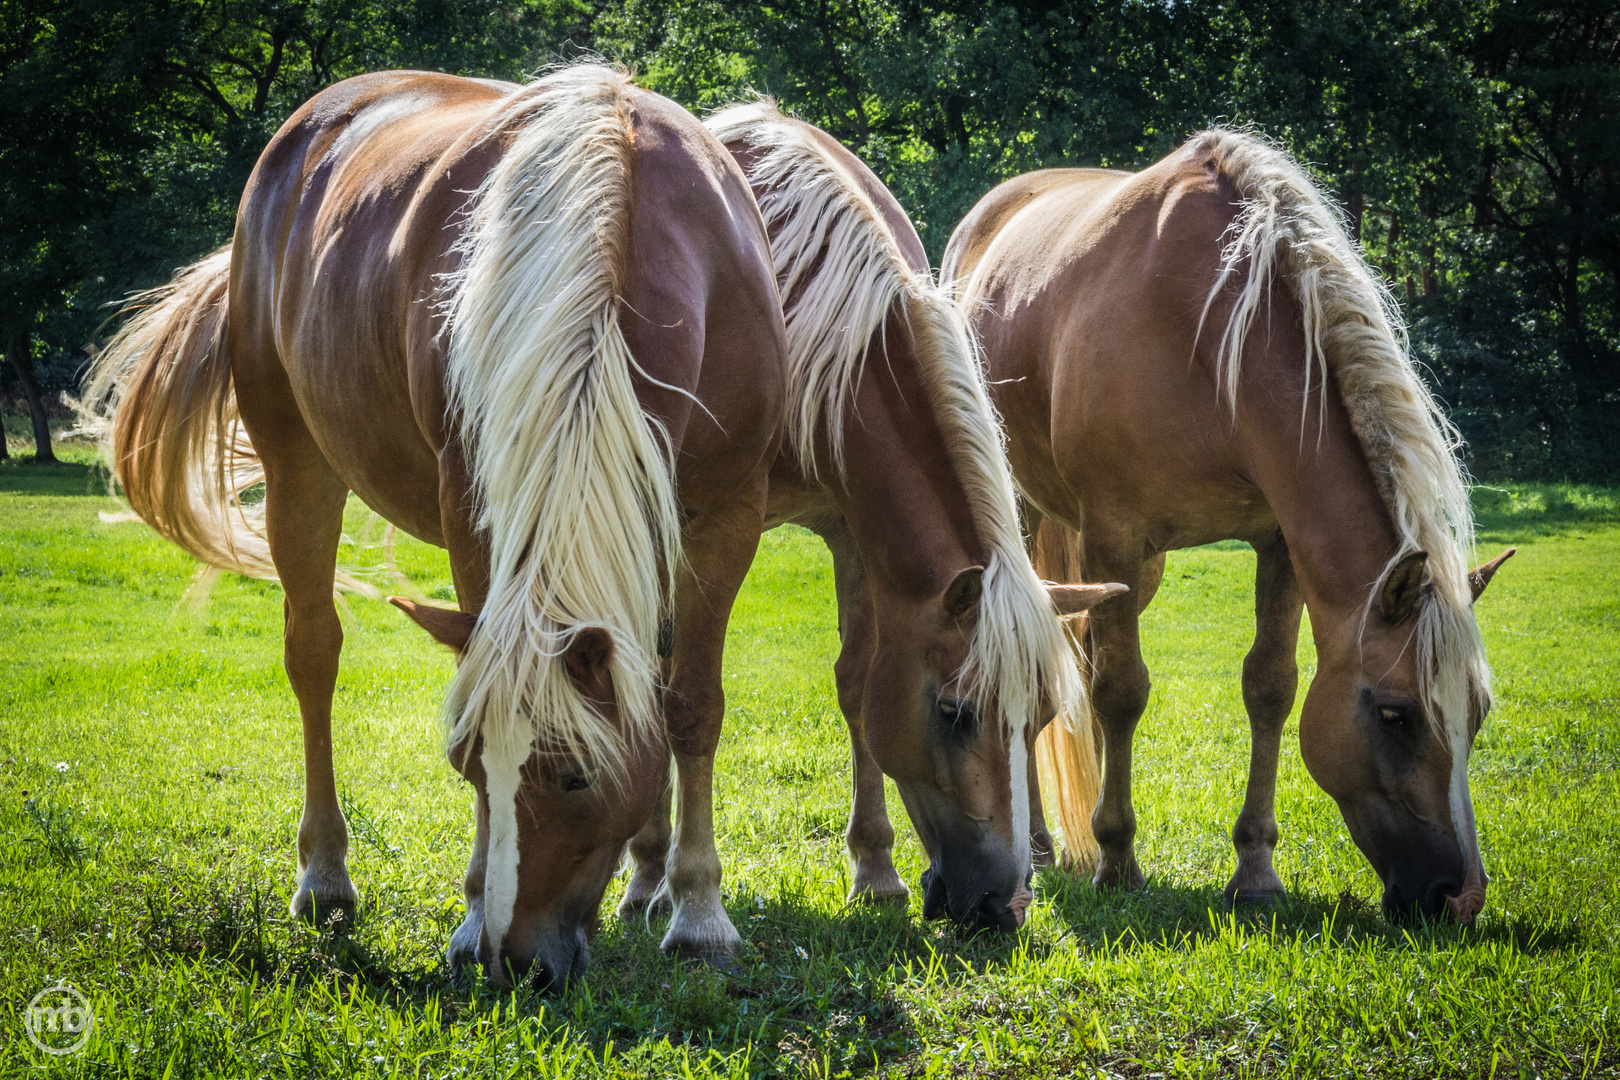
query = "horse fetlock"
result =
(617, 865, 671, 919)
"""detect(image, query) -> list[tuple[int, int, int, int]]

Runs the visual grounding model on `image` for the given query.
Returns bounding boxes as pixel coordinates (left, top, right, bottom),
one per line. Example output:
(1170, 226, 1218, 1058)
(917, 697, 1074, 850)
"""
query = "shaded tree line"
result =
(4, 0, 1615, 477)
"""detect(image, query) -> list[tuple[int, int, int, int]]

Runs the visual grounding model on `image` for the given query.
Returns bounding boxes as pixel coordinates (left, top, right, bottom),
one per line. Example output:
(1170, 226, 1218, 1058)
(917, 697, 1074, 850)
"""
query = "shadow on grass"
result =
(1039, 867, 1586, 956)
(1471, 481, 1620, 542)
(0, 459, 106, 497)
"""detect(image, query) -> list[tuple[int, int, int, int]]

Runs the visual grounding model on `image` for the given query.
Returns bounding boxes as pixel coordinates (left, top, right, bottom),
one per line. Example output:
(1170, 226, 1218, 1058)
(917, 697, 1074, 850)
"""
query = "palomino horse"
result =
(941, 131, 1513, 921)
(607, 101, 1122, 941)
(81, 66, 788, 987)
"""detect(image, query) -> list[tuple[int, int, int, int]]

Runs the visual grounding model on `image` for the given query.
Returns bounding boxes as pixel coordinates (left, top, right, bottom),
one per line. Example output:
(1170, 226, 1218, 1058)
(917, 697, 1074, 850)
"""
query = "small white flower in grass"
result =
(54, 762, 69, 773)
(795, 945, 808, 960)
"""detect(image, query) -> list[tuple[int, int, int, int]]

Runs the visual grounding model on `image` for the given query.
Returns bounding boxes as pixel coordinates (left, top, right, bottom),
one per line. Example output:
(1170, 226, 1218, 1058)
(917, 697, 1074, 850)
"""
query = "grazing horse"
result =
(608, 100, 1120, 943)
(942, 130, 1514, 921)
(79, 66, 787, 988)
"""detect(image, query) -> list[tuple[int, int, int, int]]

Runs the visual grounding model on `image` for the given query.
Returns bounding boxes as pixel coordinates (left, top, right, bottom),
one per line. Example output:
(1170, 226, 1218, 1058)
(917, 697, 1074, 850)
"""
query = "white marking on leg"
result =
(481, 743, 523, 956)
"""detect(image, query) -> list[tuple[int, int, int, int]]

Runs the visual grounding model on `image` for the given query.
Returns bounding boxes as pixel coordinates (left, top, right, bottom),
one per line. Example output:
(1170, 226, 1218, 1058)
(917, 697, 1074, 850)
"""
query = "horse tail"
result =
(439, 66, 679, 793)
(1029, 517, 1102, 872)
(74, 248, 278, 584)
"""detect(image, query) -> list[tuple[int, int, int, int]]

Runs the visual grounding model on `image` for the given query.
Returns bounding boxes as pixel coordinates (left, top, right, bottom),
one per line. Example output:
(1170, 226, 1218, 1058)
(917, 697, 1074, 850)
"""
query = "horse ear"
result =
(1046, 581, 1129, 617)
(1378, 551, 1429, 623)
(563, 626, 615, 691)
(389, 596, 476, 653)
(943, 567, 985, 620)
(1469, 547, 1516, 604)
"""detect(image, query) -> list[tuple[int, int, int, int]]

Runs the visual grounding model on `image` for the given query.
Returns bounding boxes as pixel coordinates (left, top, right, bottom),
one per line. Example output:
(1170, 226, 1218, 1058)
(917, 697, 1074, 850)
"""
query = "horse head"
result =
(1298, 548, 1513, 922)
(391, 598, 667, 988)
(857, 569, 1123, 931)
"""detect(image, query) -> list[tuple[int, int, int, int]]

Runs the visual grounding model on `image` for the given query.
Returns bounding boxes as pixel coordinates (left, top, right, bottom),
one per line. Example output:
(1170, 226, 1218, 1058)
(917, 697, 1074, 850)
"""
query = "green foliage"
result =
(1, 471, 1617, 1075)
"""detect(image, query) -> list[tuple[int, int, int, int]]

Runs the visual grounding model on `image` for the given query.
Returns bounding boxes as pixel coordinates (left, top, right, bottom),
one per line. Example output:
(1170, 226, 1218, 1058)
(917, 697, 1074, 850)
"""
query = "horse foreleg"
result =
(447, 785, 488, 968)
(440, 437, 493, 964)
(1226, 534, 1302, 905)
(825, 524, 908, 904)
(656, 498, 763, 960)
(263, 458, 358, 929)
(616, 773, 672, 917)
(1085, 543, 1152, 891)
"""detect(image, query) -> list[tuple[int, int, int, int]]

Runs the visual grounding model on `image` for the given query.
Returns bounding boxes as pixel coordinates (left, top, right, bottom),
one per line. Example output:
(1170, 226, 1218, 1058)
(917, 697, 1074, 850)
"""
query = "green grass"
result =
(2, 463, 1616, 1078)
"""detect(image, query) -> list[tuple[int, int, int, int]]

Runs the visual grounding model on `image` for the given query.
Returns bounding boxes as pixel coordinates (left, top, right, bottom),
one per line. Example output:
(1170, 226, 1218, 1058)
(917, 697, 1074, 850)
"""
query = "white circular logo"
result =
(24, 981, 94, 1056)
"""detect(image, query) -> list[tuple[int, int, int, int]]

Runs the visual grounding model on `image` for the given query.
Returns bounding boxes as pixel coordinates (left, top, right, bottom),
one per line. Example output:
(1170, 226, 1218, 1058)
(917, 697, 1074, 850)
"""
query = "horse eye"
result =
(1379, 707, 1406, 727)
(560, 773, 592, 793)
(939, 700, 960, 721)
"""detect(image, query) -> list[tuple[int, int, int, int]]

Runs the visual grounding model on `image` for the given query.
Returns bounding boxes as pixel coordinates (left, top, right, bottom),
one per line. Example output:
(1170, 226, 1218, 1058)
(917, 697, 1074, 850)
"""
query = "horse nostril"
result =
(972, 892, 1020, 933)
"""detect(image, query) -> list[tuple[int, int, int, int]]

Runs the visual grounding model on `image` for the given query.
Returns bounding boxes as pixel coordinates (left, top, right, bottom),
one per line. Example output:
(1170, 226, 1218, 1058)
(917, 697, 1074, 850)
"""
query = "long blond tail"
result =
(1031, 517, 1102, 872)
(74, 249, 277, 582)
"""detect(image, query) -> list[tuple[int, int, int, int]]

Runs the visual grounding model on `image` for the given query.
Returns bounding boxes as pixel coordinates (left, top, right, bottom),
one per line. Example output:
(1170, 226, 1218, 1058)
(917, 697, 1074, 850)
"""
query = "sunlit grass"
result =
(1, 462, 1615, 1077)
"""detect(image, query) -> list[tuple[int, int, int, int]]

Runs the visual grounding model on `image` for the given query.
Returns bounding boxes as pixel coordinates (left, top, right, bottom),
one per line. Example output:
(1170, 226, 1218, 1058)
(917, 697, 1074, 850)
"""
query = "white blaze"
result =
(481, 743, 523, 957)
(1010, 724, 1031, 877)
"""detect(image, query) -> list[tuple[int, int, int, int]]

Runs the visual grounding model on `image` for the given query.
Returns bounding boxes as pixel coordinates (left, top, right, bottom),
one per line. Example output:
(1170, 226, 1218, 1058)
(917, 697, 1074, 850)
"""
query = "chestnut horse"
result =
(942, 131, 1514, 921)
(617, 101, 1121, 938)
(81, 66, 786, 987)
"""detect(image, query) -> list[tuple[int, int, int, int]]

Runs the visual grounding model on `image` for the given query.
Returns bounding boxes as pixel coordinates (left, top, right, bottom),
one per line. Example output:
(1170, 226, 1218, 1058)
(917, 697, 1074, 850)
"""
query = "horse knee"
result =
(1241, 650, 1296, 729)
(664, 686, 723, 758)
(1091, 663, 1150, 733)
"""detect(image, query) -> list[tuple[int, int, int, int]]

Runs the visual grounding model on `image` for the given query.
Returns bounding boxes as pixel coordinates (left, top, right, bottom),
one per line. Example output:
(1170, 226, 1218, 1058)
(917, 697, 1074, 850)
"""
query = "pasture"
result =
(3, 447, 1617, 1078)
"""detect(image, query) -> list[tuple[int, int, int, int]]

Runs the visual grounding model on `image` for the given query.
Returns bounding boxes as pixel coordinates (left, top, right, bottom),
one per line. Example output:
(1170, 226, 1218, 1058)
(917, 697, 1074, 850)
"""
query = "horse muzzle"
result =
(919, 865, 1033, 931)
(485, 925, 591, 992)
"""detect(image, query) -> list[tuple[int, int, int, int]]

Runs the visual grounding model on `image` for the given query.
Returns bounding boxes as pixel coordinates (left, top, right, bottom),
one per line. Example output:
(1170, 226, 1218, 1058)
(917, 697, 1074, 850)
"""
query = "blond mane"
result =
(1195, 128, 1491, 752)
(439, 66, 681, 948)
(705, 100, 1082, 866)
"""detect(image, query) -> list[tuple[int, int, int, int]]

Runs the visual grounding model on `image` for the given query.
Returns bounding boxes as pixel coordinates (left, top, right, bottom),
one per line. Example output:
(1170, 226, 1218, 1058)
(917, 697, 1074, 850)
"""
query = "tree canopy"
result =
(3, 0, 1615, 478)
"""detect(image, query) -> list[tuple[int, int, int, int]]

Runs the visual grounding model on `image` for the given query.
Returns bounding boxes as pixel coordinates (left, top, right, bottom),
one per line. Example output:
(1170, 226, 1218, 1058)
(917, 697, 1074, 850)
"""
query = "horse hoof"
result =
(848, 871, 910, 906)
(1227, 887, 1286, 908)
(1092, 860, 1146, 891)
(290, 891, 358, 934)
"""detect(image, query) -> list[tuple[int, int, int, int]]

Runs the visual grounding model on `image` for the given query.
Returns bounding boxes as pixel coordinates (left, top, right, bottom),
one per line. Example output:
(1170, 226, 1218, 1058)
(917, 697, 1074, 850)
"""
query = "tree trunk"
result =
(6, 329, 57, 464)
(1382, 212, 1400, 287)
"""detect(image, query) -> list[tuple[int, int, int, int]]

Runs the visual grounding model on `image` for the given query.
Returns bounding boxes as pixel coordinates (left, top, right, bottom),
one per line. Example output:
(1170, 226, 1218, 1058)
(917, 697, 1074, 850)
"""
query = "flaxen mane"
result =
(705, 100, 1082, 866)
(1195, 128, 1490, 758)
(437, 66, 680, 952)
(440, 65, 680, 790)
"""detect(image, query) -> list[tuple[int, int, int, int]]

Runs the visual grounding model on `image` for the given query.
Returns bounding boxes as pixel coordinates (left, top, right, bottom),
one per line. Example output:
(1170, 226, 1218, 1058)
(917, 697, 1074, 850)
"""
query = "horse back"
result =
(948, 146, 1284, 549)
(229, 71, 783, 542)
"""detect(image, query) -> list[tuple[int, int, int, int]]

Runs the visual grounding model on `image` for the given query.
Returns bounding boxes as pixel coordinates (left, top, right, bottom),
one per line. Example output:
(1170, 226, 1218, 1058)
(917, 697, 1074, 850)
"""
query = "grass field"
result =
(2, 442, 1617, 1077)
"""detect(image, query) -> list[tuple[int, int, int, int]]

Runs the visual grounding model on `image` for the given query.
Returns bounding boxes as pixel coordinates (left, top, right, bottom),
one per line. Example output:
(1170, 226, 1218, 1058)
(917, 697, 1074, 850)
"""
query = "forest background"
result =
(2, 0, 1616, 479)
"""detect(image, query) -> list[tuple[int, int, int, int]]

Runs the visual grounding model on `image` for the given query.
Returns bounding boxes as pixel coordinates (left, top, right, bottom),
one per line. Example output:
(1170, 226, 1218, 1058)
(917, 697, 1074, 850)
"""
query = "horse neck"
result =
(828, 334, 982, 603)
(1232, 336, 1402, 638)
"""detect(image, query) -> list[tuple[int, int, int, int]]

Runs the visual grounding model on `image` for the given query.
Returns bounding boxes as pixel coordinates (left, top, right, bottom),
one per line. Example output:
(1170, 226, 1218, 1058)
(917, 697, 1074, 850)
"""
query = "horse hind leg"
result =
(826, 523, 908, 904)
(1084, 540, 1153, 891)
(260, 446, 358, 929)
(1226, 534, 1302, 906)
